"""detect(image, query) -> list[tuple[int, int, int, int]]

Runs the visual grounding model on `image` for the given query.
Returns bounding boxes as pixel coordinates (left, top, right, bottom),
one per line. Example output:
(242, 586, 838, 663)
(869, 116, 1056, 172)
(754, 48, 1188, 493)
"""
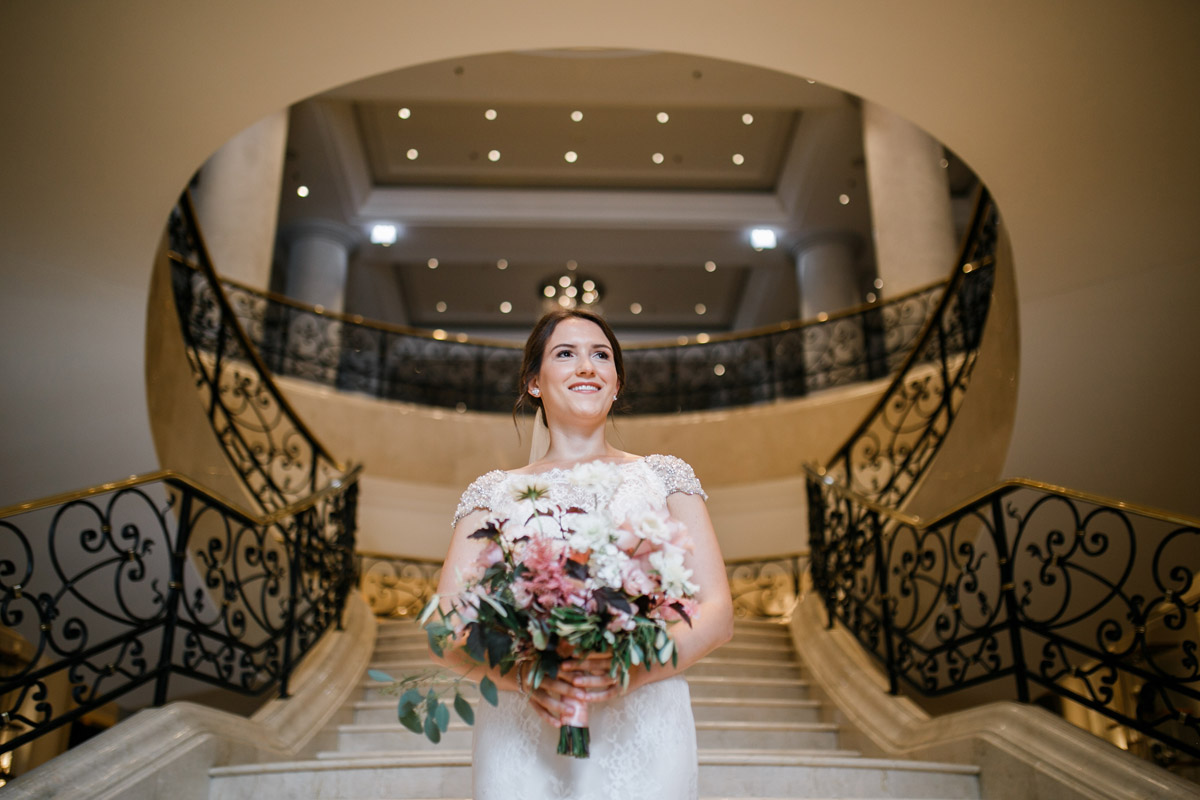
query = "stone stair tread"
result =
(338, 719, 837, 735)
(353, 696, 820, 710)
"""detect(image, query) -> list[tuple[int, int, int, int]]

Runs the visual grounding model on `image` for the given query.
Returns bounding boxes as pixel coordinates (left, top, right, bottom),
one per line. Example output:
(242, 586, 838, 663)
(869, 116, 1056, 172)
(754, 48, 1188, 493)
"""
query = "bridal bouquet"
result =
(374, 461, 699, 758)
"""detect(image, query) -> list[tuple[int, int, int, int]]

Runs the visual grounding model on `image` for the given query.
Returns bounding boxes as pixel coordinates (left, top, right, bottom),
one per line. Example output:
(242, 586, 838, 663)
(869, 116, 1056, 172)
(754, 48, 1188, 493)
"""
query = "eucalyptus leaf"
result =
(454, 692, 475, 725)
(434, 701, 450, 732)
(399, 688, 422, 712)
(367, 669, 394, 684)
(479, 675, 499, 706)
(426, 626, 444, 658)
(399, 708, 422, 734)
(417, 597, 440, 625)
(424, 713, 441, 744)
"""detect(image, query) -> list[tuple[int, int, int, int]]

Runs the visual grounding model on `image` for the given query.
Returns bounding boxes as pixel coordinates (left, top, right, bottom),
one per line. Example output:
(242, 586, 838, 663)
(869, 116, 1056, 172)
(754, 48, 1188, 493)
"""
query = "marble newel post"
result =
(795, 235, 862, 319)
(862, 100, 956, 296)
(191, 110, 289, 289)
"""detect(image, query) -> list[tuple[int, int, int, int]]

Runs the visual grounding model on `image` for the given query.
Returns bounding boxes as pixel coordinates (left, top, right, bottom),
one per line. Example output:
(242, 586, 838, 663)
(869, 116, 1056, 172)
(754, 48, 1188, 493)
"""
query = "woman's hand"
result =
(560, 653, 621, 703)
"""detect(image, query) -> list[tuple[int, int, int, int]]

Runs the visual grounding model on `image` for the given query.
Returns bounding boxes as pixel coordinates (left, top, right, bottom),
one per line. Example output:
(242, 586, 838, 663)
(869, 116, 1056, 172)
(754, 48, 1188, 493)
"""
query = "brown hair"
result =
(513, 309, 626, 428)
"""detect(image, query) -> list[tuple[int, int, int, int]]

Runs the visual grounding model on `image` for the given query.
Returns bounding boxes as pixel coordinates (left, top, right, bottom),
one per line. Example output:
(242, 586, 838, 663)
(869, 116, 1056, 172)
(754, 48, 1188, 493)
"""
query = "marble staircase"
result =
(208, 618, 980, 799)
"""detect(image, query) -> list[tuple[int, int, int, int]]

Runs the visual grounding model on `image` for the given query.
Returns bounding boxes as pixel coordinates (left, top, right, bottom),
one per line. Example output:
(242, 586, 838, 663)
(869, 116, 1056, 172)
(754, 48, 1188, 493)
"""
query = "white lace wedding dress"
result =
(452, 454, 706, 800)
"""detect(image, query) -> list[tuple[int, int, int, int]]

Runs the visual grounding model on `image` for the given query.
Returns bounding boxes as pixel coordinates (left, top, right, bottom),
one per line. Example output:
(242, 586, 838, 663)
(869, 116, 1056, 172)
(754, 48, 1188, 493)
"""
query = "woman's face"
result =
(528, 317, 619, 424)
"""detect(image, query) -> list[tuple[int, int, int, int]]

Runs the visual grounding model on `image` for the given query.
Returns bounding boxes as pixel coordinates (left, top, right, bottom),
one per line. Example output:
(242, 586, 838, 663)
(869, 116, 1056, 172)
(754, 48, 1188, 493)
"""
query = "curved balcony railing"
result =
(166, 195, 348, 513)
(0, 467, 361, 760)
(170, 260, 990, 415)
(805, 468, 1200, 764)
(821, 191, 998, 509)
(357, 551, 807, 621)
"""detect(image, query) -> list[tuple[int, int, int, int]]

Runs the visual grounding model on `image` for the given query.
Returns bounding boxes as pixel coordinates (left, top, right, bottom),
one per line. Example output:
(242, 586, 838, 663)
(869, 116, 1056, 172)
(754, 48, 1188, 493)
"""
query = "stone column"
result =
(795, 235, 862, 319)
(191, 110, 289, 289)
(281, 219, 359, 312)
(862, 100, 956, 296)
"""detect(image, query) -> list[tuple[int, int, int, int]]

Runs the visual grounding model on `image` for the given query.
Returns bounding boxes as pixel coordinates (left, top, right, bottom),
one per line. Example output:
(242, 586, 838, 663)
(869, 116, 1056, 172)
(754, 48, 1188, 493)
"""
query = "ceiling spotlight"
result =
(656, 112, 669, 124)
(566, 260, 578, 271)
(704, 261, 717, 272)
(651, 152, 665, 164)
(940, 157, 950, 169)
(558, 276, 571, 287)
(435, 301, 447, 312)
(398, 107, 411, 119)
(406, 148, 419, 160)
(564, 151, 578, 163)
(838, 193, 850, 205)
(497, 258, 509, 270)
(630, 302, 643, 314)
(695, 303, 707, 315)
(427, 258, 439, 269)
(544, 286, 556, 297)
(488, 150, 501, 162)
(571, 110, 583, 122)
(433, 329, 447, 340)
(484, 108, 498, 120)
(713, 364, 726, 376)
(696, 333, 710, 343)
(582, 280, 595, 291)
(499, 301, 512, 313)
(742, 113, 754, 125)
(750, 228, 777, 250)
(866, 292, 877, 303)
(566, 286, 578, 298)
(296, 185, 310, 198)
(369, 224, 397, 246)
(873, 278, 884, 289)
(732, 154, 745, 165)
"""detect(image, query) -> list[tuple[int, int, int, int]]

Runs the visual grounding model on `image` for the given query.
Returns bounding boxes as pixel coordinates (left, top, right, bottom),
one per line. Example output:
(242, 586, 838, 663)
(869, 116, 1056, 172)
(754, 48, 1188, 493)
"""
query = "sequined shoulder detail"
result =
(452, 469, 507, 527)
(642, 454, 707, 501)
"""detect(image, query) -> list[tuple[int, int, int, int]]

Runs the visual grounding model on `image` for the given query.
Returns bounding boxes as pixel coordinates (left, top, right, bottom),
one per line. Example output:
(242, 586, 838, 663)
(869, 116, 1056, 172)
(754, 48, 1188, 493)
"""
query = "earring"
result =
(612, 394, 618, 401)
(531, 389, 540, 397)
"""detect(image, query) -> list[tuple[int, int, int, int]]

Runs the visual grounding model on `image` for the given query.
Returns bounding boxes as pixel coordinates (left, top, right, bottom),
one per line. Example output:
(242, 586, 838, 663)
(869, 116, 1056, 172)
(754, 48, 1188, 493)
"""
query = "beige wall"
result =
(2, 2, 1198, 520)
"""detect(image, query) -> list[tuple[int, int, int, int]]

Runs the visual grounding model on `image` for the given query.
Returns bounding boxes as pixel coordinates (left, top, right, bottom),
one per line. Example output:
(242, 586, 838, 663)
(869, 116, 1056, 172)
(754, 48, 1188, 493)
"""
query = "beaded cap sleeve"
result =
(642, 454, 707, 501)
(452, 469, 506, 527)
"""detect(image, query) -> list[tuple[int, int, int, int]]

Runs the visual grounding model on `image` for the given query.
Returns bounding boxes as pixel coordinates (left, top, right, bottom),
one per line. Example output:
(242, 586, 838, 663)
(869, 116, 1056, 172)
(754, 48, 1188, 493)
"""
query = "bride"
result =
(433, 308, 733, 799)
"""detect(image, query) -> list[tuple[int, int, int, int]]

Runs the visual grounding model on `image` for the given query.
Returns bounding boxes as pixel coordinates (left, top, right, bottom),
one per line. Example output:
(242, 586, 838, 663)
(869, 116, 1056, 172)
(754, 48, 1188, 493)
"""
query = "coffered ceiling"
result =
(274, 50, 877, 341)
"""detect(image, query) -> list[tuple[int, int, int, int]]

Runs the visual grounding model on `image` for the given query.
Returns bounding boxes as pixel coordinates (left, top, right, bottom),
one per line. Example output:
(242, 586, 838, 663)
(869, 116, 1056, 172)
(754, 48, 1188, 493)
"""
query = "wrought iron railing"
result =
(821, 190, 998, 509)
(356, 551, 806, 621)
(805, 469, 1200, 763)
(172, 262, 965, 415)
(0, 467, 361, 759)
(166, 195, 347, 513)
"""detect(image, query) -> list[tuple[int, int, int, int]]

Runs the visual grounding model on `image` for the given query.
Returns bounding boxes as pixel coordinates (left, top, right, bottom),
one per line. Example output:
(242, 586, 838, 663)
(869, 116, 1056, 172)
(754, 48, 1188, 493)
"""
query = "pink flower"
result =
(620, 558, 656, 596)
(513, 537, 583, 609)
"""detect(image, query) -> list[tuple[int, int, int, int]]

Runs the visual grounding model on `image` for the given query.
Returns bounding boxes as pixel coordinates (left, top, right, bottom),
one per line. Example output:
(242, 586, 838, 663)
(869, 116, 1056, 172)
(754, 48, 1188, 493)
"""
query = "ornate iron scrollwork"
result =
(0, 472, 360, 759)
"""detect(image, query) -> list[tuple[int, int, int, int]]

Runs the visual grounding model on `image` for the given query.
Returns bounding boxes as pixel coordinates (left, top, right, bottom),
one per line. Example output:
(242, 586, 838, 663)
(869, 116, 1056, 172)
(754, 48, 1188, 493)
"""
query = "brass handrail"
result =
(0, 464, 363, 526)
(194, 262, 953, 352)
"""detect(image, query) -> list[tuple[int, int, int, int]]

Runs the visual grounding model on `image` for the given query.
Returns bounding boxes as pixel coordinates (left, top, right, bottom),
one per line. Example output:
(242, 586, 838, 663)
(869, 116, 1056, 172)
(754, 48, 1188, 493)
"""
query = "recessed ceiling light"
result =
(456, 333, 469, 343)
(566, 260, 578, 271)
(873, 278, 884, 289)
(557, 296, 571, 307)
(656, 112, 669, 124)
(750, 228, 777, 250)
(940, 158, 950, 169)
(435, 301, 447, 312)
(713, 364, 726, 376)
(398, 107, 411, 119)
(497, 258, 509, 270)
(838, 194, 850, 205)
(732, 154, 745, 165)
(630, 302, 643, 314)
(566, 286, 578, 298)
(499, 301, 512, 313)
(544, 286, 556, 297)
(677, 335, 689, 345)
(370, 224, 397, 245)
(571, 110, 583, 122)
(406, 148, 419, 160)
(558, 276, 571, 288)
(696, 333, 710, 343)
(488, 150, 501, 162)
(651, 152, 665, 164)
(704, 261, 717, 272)
(582, 280, 595, 291)
(296, 185, 310, 198)
(433, 329, 447, 340)
(742, 113, 754, 125)
(695, 303, 707, 315)
(484, 109, 497, 120)
(866, 292, 877, 303)
(564, 151, 578, 163)
(806, 78, 816, 84)
(817, 312, 829, 322)
(427, 258, 439, 269)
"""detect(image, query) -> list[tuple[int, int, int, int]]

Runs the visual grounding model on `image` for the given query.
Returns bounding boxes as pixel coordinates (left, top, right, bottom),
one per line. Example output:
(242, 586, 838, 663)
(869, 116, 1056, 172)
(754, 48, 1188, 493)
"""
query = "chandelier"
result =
(540, 270, 603, 313)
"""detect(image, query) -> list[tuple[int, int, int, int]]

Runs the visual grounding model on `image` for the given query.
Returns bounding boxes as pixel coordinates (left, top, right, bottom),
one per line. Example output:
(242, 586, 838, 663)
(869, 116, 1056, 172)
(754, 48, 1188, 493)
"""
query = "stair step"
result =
(334, 719, 842, 754)
(686, 675, 811, 700)
(352, 696, 823, 725)
(209, 752, 978, 799)
(369, 656, 802, 681)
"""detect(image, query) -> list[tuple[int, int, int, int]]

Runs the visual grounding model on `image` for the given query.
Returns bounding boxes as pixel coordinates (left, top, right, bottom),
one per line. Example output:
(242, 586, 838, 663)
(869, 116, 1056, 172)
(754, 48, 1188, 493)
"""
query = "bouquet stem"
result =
(557, 698, 590, 758)
(557, 724, 590, 758)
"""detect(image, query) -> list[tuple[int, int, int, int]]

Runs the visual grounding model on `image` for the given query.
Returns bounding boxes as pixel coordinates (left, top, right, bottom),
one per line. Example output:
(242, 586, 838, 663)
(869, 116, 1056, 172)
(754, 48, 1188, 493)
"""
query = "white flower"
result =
(565, 511, 615, 552)
(649, 549, 699, 597)
(568, 460, 623, 498)
(588, 544, 629, 590)
(629, 507, 673, 545)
